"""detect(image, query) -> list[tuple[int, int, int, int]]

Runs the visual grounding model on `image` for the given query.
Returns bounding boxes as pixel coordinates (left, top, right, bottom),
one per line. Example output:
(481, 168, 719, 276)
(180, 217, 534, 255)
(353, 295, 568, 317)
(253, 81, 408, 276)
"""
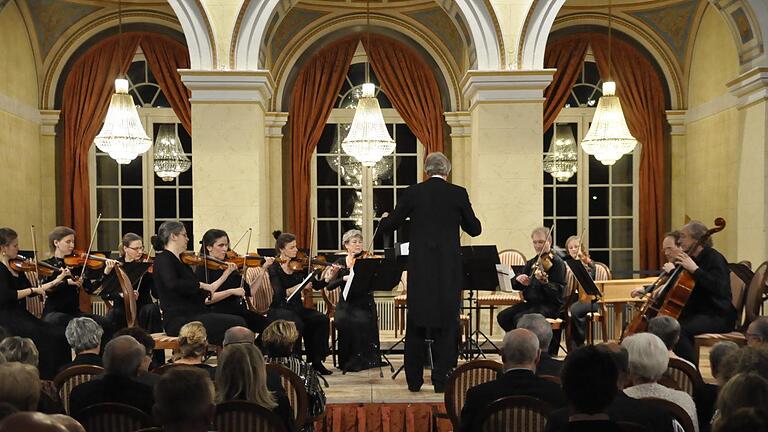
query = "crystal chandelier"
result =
(342, 83, 396, 166)
(327, 125, 395, 187)
(153, 124, 191, 181)
(580, 0, 637, 166)
(543, 123, 578, 181)
(93, 0, 151, 164)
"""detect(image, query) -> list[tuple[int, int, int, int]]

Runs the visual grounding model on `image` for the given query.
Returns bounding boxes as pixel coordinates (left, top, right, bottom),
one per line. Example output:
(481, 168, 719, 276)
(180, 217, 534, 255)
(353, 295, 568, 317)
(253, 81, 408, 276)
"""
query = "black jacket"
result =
(69, 374, 154, 418)
(545, 392, 675, 432)
(153, 251, 206, 327)
(683, 247, 736, 319)
(537, 352, 563, 377)
(41, 257, 97, 316)
(59, 353, 102, 373)
(514, 254, 567, 311)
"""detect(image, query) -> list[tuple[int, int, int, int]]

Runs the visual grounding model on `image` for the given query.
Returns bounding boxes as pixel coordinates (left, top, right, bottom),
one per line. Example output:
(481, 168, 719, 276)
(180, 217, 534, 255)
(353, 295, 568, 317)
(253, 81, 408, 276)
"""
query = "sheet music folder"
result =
(345, 258, 404, 302)
(566, 259, 602, 298)
(460, 245, 500, 291)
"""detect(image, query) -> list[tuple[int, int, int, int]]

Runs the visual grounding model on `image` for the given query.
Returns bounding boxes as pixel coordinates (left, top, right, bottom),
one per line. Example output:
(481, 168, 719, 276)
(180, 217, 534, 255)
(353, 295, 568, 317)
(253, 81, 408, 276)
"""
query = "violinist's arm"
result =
(201, 263, 237, 294)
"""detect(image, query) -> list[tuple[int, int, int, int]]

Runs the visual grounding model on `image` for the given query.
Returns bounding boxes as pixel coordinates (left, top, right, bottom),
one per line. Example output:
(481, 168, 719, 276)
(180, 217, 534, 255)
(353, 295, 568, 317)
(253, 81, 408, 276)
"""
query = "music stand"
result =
(565, 260, 603, 345)
(460, 245, 501, 359)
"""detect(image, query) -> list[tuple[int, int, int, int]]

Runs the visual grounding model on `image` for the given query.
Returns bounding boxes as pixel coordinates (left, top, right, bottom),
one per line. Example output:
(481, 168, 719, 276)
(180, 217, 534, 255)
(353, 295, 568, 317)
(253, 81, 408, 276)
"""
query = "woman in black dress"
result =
(267, 231, 331, 375)
(322, 229, 381, 372)
(0, 228, 71, 379)
(151, 221, 245, 345)
(565, 235, 599, 348)
(196, 229, 271, 334)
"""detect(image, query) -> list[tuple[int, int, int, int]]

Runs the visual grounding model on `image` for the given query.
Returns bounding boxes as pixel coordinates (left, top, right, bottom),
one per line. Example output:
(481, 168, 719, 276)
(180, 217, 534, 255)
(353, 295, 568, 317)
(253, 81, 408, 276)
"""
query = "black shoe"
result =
(408, 384, 422, 392)
(313, 363, 333, 375)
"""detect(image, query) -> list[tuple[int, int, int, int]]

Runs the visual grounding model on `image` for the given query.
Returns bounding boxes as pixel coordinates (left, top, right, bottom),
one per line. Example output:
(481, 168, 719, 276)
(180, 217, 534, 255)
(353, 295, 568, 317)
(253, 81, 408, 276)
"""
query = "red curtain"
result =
(363, 34, 444, 154)
(141, 34, 191, 133)
(288, 38, 358, 247)
(543, 36, 590, 131)
(314, 403, 450, 432)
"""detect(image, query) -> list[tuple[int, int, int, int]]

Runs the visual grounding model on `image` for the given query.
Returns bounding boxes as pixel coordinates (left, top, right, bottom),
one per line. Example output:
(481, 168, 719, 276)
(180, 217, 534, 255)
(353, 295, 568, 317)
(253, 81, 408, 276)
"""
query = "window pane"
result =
(154, 89, 169, 108)
(155, 189, 177, 219)
(396, 156, 417, 185)
(317, 189, 338, 218)
(374, 156, 395, 186)
(121, 189, 143, 218)
(589, 187, 609, 216)
(543, 125, 554, 153)
(588, 156, 609, 184)
(97, 188, 119, 218)
(340, 188, 359, 218)
(121, 157, 143, 186)
(611, 155, 632, 184)
(178, 156, 193, 186)
(589, 218, 609, 248)
(612, 187, 633, 217)
(183, 221, 194, 251)
(377, 90, 392, 109)
(590, 250, 609, 267)
(396, 124, 417, 154)
(318, 221, 339, 251)
(555, 219, 576, 247)
(555, 187, 577, 217)
(97, 221, 120, 252)
(348, 63, 365, 86)
(612, 219, 633, 248)
(179, 188, 192, 218)
(127, 61, 145, 85)
(611, 251, 633, 278)
(373, 188, 394, 217)
(544, 188, 553, 217)
(316, 124, 335, 154)
(122, 221, 143, 239)
(339, 157, 361, 187)
(341, 220, 360, 238)
(318, 155, 339, 186)
(97, 156, 118, 185)
(136, 85, 158, 107)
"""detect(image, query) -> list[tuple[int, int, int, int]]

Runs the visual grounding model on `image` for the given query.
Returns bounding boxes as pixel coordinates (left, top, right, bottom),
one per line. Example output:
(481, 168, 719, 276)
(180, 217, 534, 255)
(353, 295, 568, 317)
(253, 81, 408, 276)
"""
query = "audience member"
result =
(696, 341, 741, 431)
(711, 342, 740, 386)
(718, 345, 768, 383)
(154, 367, 215, 432)
(0, 327, 8, 342)
(68, 336, 154, 418)
(0, 403, 17, 422)
(172, 321, 215, 379)
(747, 317, 768, 347)
(0, 412, 67, 432)
(48, 415, 85, 432)
(649, 315, 695, 367)
(459, 329, 566, 432)
(216, 344, 295, 432)
(223, 326, 255, 346)
(712, 407, 768, 432)
(113, 327, 159, 386)
(0, 362, 40, 411)
(0, 336, 39, 366)
(61, 317, 103, 371)
(518, 313, 562, 376)
(0, 354, 4, 365)
(622, 333, 699, 431)
(712, 372, 768, 430)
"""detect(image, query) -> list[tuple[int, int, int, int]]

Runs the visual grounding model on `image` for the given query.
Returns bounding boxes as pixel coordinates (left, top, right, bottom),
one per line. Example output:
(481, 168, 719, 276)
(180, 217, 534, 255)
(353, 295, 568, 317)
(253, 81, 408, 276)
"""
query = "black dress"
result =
(266, 263, 329, 364)
(568, 259, 599, 347)
(153, 251, 245, 345)
(100, 258, 162, 332)
(0, 264, 70, 379)
(326, 257, 381, 372)
(195, 266, 269, 334)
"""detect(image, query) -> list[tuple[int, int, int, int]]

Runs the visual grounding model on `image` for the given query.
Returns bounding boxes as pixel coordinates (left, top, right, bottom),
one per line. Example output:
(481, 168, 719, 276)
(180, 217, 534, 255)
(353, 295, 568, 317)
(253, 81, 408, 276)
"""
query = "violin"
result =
(135, 253, 154, 274)
(279, 251, 335, 272)
(530, 251, 554, 280)
(9, 255, 62, 277)
(63, 251, 114, 270)
(224, 251, 268, 270)
(180, 251, 234, 271)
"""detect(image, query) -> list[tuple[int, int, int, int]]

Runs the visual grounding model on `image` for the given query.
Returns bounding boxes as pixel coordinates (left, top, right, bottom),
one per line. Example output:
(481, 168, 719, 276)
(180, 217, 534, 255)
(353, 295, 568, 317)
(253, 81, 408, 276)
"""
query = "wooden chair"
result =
(693, 261, 768, 366)
(151, 332, 180, 351)
(662, 358, 705, 397)
(539, 374, 561, 385)
(25, 295, 44, 319)
(640, 397, 696, 432)
(246, 266, 273, 315)
(321, 285, 341, 367)
(214, 400, 288, 432)
(585, 261, 611, 344)
(53, 365, 104, 415)
(265, 363, 310, 429)
(76, 402, 153, 432)
(394, 271, 408, 337)
(432, 359, 504, 431)
(476, 249, 526, 336)
(472, 395, 553, 432)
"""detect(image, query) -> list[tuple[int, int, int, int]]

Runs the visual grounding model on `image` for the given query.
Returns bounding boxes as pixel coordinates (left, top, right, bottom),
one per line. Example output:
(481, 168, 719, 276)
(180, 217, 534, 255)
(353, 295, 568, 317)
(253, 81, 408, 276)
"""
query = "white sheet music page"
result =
(286, 272, 315, 302)
(342, 267, 355, 301)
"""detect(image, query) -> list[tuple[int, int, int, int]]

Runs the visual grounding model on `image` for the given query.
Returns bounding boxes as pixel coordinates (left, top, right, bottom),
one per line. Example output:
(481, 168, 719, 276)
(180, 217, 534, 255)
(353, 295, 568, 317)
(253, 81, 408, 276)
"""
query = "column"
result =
(39, 110, 60, 242)
(179, 70, 275, 247)
(461, 70, 554, 250)
(265, 112, 288, 238)
(666, 110, 687, 228)
(444, 111, 471, 190)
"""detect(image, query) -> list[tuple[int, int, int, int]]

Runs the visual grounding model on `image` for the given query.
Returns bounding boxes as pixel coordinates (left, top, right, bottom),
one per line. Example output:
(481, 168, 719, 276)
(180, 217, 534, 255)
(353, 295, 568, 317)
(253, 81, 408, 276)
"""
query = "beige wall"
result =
(0, 1, 48, 248)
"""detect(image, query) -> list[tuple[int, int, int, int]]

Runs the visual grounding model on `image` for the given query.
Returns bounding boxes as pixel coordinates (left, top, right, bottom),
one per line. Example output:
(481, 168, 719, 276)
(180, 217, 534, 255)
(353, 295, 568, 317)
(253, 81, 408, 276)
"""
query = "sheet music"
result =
(286, 272, 315, 302)
(496, 264, 514, 292)
(342, 267, 355, 301)
(399, 242, 410, 256)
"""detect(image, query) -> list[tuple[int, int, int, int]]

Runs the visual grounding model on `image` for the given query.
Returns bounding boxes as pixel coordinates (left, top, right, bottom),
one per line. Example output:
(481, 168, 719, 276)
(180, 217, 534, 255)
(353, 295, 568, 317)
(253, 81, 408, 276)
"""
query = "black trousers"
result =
(405, 313, 458, 389)
(497, 303, 559, 332)
(164, 312, 246, 346)
(675, 311, 736, 364)
(268, 307, 329, 364)
(569, 301, 599, 347)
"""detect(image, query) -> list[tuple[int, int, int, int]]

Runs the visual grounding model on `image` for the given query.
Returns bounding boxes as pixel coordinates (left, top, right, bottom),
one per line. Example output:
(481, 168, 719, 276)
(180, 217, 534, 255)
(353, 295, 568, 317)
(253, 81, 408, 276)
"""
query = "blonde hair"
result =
(0, 362, 40, 410)
(49, 226, 75, 252)
(175, 321, 208, 361)
(262, 320, 299, 357)
(215, 344, 277, 409)
(0, 337, 39, 367)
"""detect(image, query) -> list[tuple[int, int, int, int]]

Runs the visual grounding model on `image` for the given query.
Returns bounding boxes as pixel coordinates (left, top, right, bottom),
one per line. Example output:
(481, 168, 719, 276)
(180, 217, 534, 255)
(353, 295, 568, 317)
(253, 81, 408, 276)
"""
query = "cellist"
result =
(630, 231, 683, 299)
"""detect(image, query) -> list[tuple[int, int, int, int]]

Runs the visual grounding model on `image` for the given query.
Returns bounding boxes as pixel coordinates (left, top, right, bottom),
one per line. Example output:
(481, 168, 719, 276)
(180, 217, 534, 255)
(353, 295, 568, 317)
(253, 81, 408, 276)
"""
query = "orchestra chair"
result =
(584, 261, 611, 345)
(547, 268, 580, 354)
(265, 363, 312, 429)
(431, 359, 503, 432)
(662, 358, 704, 397)
(476, 249, 526, 337)
(53, 365, 105, 415)
(393, 271, 408, 338)
(214, 400, 288, 432)
(245, 267, 273, 316)
(640, 397, 696, 432)
(76, 402, 153, 432)
(25, 295, 44, 319)
(321, 285, 341, 368)
(472, 396, 553, 432)
(693, 261, 768, 367)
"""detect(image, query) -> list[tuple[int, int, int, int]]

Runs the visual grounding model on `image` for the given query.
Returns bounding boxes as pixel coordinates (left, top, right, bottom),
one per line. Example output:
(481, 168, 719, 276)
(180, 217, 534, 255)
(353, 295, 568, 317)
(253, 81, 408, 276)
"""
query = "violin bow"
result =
(366, 217, 384, 254)
(230, 228, 250, 253)
(530, 224, 556, 278)
(79, 213, 102, 281)
(30, 225, 41, 289)
(238, 228, 253, 303)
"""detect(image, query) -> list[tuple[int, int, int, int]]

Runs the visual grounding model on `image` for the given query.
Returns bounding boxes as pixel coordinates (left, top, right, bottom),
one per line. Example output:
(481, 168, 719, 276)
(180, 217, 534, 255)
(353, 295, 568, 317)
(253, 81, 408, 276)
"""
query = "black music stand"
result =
(460, 245, 501, 359)
(566, 260, 603, 345)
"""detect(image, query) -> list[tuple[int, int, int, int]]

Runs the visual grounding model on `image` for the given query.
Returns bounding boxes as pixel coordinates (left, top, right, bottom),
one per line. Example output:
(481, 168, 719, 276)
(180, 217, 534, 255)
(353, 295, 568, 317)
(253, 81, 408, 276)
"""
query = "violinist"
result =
(630, 231, 683, 300)
(195, 229, 271, 334)
(0, 228, 71, 379)
(267, 231, 332, 375)
(322, 230, 381, 372)
(497, 227, 566, 333)
(564, 235, 597, 348)
(151, 221, 246, 345)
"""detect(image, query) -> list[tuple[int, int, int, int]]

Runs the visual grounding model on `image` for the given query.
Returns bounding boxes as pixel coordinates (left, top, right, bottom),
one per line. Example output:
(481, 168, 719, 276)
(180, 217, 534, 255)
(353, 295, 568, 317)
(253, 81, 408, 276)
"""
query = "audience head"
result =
(647, 316, 681, 351)
(154, 367, 215, 431)
(501, 329, 540, 371)
(113, 327, 155, 372)
(747, 317, 768, 347)
(719, 345, 768, 383)
(48, 415, 85, 432)
(424, 152, 451, 177)
(0, 353, 5, 365)
(596, 343, 630, 388)
(0, 403, 17, 422)
(215, 344, 276, 409)
(103, 335, 145, 377)
(262, 320, 298, 357)
(714, 373, 768, 430)
(710, 341, 740, 384)
(712, 407, 768, 432)
(175, 321, 208, 361)
(223, 326, 255, 346)
(621, 333, 669, 384)
(64, 317, 103, 355)
(0, 412, 67, 432)
(516, 313, 553, 351)
(0, 337, 38, 367)
(562, 346, 618, 414)
(0, 362, 40, 411)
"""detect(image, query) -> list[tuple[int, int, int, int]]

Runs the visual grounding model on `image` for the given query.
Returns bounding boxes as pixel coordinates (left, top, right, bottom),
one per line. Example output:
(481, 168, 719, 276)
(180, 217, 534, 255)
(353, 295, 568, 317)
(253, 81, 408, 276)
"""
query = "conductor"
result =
(379, 152, 481, 392)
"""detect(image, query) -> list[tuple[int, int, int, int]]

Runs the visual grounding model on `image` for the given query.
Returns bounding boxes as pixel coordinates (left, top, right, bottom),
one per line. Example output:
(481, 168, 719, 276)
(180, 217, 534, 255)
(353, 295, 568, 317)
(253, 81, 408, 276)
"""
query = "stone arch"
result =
(232, 0, 502, 71)
(167, 0, 215, 69)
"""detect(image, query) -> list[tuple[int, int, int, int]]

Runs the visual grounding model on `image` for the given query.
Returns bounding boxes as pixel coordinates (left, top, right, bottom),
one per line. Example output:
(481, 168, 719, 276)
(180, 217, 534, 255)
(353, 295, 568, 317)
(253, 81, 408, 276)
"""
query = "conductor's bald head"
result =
(501, 328, 541, 371)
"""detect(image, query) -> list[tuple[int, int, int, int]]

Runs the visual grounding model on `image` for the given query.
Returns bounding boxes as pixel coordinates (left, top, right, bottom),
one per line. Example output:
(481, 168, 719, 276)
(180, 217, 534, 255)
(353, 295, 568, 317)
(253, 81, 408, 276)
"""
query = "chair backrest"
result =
(444, 359, 504, 430)
(398, 270, 408, 294)
(53, 365, 105, 414)
(247, 267, 273, 315)
(322, 286, 341, 317)
(742, 261, 768, 329)
(617, 421, 650, 432)
(663, 358, 705, 397)
(728, 270, 748, 316)
(473, 395, 552, 432)
(499, 249, 527, 266)
(214, 400, 287, 432)
(25, 295, 44, 318)
(594, 261, 612, 281)
(76, 402, 152, 432)
(265, 363, 308, 428)
(640, 397, 695, 432)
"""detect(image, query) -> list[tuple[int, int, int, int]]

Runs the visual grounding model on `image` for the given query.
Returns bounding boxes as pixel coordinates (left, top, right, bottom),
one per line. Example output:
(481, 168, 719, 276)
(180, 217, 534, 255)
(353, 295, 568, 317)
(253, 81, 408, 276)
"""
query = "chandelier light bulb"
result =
(341, 82, 396, 167)
(580, 81, 637, 165)
(153, 124, 191, 182)
(93, 78, 152, 164)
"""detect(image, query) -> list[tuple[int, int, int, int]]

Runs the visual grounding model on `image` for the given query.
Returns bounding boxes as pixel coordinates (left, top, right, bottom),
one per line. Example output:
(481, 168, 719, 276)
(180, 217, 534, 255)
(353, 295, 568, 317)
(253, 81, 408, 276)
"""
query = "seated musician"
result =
(497, 227, 567, 332)
(565, 235, 598, 348)
(196, 229, 272, 334)
(267, 231, 332, 375)
(322, 229, 382, 372)
(630, 231, 682, 299)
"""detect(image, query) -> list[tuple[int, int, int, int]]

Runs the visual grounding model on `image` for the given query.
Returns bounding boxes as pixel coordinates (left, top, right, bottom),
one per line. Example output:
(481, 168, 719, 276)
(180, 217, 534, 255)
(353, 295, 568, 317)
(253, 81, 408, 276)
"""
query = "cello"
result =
(622, 217, 726, 339)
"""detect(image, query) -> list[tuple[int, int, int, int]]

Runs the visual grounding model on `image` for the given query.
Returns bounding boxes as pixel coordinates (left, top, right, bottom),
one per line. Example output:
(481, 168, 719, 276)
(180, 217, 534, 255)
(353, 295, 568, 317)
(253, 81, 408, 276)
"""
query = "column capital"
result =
(40, 110, 60, 136)
(665, 110, 687, 136)
(444, 112, 471, 137)
(265, 112, 289, 138)
(179, 70, 274, 106)
(461, 70, 555, 109)
(727, 67, 768, 107)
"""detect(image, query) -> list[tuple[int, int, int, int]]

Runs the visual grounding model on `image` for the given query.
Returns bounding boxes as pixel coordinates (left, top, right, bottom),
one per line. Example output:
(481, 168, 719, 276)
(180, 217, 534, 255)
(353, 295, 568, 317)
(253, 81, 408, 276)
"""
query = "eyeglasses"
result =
(126, 246, 145, 251)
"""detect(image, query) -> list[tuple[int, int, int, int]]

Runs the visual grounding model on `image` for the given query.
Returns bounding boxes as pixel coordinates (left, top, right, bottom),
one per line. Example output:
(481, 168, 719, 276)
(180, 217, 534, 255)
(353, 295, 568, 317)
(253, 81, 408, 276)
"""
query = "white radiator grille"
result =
(312, 294, 397, 331)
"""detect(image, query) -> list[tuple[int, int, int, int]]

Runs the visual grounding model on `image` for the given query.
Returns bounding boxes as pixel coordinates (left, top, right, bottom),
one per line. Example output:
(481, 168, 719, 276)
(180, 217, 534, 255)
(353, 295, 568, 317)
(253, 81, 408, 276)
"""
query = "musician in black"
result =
(497, 227, 567, 332)
(565, 235, 598, 348)
(666, 221, 736, 363)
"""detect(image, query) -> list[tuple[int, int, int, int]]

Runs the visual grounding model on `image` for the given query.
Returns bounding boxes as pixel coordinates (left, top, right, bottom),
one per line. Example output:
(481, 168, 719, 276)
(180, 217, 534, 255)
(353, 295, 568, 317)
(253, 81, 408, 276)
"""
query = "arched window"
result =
(544, 52, 638, 277)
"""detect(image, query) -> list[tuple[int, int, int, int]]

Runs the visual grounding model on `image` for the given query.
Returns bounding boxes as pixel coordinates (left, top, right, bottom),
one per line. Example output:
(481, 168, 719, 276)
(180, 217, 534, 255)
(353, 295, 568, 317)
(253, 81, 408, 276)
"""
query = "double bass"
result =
(622, 218, 726, 339)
